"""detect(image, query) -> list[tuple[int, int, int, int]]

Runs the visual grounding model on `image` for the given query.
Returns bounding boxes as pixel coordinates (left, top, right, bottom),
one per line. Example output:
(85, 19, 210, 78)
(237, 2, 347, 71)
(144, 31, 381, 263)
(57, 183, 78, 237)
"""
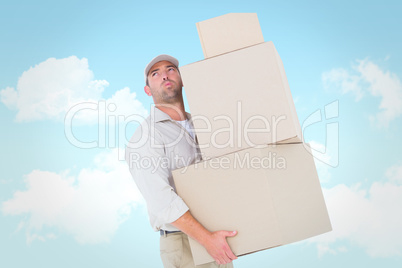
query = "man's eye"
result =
(168, 67, 175, 71)
(151, 72, 158, 77)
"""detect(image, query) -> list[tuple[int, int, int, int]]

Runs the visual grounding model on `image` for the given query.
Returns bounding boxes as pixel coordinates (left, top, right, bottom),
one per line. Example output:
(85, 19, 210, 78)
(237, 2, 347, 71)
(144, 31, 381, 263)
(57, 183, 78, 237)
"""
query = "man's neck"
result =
(155, 102, 187, 121)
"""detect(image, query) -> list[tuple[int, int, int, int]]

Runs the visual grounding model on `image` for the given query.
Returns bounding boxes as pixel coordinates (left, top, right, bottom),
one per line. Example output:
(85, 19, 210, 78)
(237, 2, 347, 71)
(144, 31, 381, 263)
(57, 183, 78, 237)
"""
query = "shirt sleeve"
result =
(125, 128, 189, 231)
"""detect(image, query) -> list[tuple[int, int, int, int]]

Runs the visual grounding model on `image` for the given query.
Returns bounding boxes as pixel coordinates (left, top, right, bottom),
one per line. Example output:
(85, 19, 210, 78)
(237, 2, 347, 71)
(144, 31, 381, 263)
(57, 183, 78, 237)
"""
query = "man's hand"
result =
(171, 211, 238, 264)
(202, 230, 238, 264)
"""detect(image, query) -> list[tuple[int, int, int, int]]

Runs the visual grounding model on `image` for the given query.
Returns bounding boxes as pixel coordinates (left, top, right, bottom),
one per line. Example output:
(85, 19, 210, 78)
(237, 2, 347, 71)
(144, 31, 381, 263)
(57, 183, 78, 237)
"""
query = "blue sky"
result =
(1, 0, 402, 267)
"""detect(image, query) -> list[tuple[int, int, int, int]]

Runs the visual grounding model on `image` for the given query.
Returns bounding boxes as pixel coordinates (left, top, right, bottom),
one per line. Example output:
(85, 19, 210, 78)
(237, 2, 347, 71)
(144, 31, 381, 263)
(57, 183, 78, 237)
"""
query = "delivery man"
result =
(126, 54, 237, 268)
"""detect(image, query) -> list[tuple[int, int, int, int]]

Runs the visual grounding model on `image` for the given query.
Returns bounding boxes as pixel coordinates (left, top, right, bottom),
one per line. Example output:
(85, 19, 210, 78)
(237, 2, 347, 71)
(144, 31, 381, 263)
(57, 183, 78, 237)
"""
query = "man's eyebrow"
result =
(150, 68, 160, 74)
(149, 65, 177, 76)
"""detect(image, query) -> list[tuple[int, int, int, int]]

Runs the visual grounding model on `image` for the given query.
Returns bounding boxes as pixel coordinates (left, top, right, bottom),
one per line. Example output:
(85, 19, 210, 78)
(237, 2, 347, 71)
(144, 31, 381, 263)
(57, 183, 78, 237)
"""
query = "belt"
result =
(160, 229, 182, 237)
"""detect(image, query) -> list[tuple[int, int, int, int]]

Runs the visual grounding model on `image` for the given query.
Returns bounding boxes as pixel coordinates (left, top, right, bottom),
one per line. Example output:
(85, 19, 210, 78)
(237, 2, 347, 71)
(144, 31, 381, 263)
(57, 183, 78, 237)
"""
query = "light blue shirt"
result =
(125, 107, 201, 231)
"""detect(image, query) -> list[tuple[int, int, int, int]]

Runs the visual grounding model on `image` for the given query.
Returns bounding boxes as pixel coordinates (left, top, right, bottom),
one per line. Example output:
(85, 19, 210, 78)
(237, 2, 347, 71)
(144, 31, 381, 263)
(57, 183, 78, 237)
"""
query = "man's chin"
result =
(162, 93, 182, 103)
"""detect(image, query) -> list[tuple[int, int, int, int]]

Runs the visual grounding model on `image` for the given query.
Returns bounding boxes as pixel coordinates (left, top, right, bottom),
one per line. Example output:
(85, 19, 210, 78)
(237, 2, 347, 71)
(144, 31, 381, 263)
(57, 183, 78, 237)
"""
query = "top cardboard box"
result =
(197, 13, 264, 58)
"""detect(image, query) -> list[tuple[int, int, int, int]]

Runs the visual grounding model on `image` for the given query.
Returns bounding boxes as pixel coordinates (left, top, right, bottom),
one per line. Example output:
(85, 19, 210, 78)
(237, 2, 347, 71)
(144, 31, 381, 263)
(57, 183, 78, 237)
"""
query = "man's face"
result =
(144, 60, 183, 104)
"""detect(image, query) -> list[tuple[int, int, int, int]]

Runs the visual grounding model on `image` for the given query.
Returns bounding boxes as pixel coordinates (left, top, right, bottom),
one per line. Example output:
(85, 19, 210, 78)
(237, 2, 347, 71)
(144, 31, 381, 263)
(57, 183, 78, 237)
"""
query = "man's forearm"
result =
(171, 211, 211, 244)
(171, 211, 237, 265)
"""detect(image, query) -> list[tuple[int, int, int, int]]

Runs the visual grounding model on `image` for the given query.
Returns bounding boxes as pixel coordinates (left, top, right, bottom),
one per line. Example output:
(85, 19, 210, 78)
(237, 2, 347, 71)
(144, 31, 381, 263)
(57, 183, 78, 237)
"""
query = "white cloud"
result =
(0, 86, 18, 109)
(70, 87, 148, 125)
(322, 59, 402, 127)
(107, 87, 148, 122)
(1, 149, 144, 244)
(0, 56, 148, 123)
(308, 168, 402, 257)
(386, 163, 402, 184)
(322, 68, 363, 100)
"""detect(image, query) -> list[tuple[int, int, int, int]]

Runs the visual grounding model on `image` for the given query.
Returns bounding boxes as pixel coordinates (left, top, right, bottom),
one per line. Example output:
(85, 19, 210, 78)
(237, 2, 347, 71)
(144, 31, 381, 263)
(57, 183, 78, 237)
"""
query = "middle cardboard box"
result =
(181, 41, 302, 160)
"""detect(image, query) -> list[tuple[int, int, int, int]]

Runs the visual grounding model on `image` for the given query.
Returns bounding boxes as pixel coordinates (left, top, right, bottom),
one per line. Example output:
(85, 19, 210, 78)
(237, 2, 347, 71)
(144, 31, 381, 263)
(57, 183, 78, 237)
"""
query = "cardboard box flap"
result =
(197, 13, 264, 59)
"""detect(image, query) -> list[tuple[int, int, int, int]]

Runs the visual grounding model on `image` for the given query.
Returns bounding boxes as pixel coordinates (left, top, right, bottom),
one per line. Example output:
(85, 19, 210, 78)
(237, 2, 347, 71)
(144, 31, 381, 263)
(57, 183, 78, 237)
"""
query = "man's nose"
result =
(162, 71, 168, 80)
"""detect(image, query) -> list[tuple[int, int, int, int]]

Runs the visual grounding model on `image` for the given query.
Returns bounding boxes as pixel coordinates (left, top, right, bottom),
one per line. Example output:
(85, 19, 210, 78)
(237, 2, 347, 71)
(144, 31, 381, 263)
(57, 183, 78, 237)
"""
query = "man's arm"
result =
(171, 211, 237, 265)
(126, 120, 236, 264)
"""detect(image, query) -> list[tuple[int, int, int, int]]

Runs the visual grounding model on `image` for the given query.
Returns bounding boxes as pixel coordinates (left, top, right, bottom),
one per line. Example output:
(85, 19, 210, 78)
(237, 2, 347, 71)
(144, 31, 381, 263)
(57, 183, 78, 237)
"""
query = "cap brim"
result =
(144, 54, 179, 83)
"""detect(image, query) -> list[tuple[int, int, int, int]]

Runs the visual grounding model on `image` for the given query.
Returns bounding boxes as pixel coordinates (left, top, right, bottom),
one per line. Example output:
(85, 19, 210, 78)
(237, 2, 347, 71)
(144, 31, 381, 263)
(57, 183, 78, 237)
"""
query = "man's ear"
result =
(144, 86, 152, 96)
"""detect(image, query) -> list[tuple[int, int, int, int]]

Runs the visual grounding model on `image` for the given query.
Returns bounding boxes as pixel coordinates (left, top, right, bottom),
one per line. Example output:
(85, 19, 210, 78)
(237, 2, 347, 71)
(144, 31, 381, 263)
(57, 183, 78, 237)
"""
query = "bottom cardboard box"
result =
(172, 143, 332, 265)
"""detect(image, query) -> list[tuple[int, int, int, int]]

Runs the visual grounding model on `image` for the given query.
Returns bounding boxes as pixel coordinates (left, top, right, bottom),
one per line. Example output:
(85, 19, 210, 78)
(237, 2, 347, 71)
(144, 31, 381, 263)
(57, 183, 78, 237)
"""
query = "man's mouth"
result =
(163, 80, 173, 87)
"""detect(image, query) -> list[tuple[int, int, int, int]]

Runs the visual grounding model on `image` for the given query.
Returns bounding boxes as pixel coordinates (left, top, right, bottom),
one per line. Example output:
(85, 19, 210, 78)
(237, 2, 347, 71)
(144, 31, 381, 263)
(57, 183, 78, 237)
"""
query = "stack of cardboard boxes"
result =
(172, 13, 332, 265)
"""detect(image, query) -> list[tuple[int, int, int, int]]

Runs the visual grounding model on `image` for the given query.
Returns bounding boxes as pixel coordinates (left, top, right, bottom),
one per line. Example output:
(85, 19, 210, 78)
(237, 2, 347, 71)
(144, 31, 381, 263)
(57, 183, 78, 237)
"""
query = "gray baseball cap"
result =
(144, 54, 179, 83)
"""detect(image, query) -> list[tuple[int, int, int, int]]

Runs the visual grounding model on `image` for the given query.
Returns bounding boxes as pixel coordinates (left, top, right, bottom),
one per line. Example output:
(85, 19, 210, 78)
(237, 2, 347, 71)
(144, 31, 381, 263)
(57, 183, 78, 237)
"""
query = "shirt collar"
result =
(152, 106, 191, 123)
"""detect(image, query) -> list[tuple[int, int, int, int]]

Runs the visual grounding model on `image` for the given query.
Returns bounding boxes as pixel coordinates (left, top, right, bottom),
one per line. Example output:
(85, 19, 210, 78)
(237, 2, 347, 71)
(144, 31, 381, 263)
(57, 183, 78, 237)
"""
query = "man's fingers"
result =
(223, 231, 238, 260)
(207, 230, 238, 265)
(219, 230, 238, 261)
(213, 246, 235, 264)
(225, 248, 237, 260)
(223, 230, 237, 237)
(215, 256, 230, 265)
(215, 256, 225, 265)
